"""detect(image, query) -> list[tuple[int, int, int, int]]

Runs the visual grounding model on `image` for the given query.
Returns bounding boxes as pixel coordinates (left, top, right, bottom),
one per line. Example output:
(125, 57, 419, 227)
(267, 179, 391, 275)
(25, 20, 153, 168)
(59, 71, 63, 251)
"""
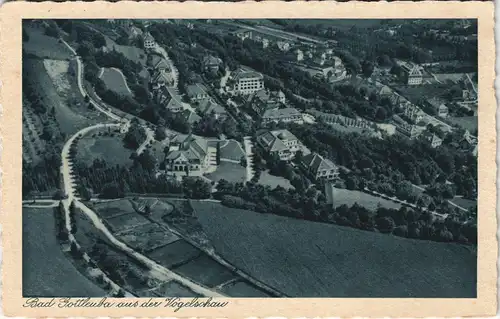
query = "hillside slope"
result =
(192, 201, 476, 298)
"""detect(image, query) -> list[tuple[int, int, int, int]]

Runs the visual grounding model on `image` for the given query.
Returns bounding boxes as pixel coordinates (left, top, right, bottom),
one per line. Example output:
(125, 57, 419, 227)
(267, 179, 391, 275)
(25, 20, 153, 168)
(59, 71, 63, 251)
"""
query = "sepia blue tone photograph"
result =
(22, 18, 477, 298)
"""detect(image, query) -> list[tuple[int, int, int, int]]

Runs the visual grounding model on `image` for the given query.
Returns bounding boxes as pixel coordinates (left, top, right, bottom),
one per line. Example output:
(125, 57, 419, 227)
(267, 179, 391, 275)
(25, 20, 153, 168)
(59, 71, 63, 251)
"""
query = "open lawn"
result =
(93, 199, 137, 219)
(147, 240, 202, 268)
(206, 162, 246, 183)
(105, 212, 151, 233)
(450, 197, 477, 210)
(331, 187, 401, 211)
(23, 27, 73, 61)
(219, 140, 245, 162)
(23, 207, 105, 297)
(394, 84, 448, 105)
(99, 67, 133, 97)
(260, 170, 294, 189)
(117, 223, 180, 252)
(173, 254, 238, 288)
(448, 116, 478, 133)
(77, 130, 133, 166)
(193, 201, 477, 297)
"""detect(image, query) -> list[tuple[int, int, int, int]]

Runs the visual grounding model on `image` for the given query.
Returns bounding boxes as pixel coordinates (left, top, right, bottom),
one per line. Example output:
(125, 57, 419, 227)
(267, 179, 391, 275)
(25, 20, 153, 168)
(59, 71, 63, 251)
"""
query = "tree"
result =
(376, 216, 396, 233)
(154, 126, 166, 141)
(361, 60, 374, 78)
(393, 225, 408, 237)
(144, 204, 151, 216)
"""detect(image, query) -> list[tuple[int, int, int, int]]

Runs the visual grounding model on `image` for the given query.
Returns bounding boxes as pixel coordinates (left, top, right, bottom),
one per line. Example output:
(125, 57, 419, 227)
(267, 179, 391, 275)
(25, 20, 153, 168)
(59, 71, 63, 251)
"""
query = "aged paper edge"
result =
(0, 1, 496, 317)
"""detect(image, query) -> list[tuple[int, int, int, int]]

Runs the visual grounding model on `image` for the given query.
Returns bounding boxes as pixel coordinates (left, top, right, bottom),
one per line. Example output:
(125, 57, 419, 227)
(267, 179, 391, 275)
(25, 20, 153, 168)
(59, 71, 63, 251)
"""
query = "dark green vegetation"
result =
(23, 22, 106, 197)
(22, 207, 105, 297)
(193, 201, 477, 297)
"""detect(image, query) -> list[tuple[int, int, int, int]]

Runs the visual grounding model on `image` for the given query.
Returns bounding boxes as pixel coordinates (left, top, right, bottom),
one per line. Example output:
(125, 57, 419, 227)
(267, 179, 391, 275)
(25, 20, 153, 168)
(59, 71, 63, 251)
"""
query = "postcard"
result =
(0, 1, 496, 317)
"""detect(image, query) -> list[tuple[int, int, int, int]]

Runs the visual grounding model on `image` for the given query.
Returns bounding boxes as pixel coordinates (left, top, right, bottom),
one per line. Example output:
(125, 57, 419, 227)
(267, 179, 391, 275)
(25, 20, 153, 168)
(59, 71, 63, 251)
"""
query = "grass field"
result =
(220, 280, 271, 297)
(77, 130, 133, 166)
(105, 212, 151, 233)
(173, 254, 238, 288)
(23, 207, 105, 297)
(448, 116, 478, 133)
(206, 162, 246, 183)
(99, 67, 133, 97)
(93, 199, 137, 219)
(117, 223, 180, 252)
(259, 170, 294, 189)
(147, 240, 202, 268)
(23, 27, 73, 60)
(450, 197, 477, 210)
(193, 201, 476, 297)
(331, 187, 401, 211)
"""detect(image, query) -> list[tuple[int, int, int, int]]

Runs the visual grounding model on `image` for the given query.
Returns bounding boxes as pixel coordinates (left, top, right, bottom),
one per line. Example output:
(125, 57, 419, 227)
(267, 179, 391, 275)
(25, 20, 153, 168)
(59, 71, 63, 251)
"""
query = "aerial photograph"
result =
(22, 19, 478, 298)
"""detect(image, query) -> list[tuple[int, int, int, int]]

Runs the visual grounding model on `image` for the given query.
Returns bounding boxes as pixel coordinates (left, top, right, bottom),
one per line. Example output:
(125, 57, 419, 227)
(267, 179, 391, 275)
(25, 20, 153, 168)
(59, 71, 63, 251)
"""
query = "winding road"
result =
(57, 38, 226, 297)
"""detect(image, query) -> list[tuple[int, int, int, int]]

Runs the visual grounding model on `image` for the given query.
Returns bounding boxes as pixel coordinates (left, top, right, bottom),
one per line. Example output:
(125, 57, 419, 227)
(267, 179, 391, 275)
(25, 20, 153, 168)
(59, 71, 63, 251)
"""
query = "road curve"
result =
(59, 124, 225, 297)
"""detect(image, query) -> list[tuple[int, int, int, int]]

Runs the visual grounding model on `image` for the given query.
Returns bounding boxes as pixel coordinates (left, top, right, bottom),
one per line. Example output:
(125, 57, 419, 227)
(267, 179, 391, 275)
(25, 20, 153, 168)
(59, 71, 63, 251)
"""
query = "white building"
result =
(164, 134, 217, 176)
(257, 129, 306, 161)
(397, 60, 423, 85)
(262, 108, 303, 124)
(232, 69, 264, 95)
(143, 32, 156, 49)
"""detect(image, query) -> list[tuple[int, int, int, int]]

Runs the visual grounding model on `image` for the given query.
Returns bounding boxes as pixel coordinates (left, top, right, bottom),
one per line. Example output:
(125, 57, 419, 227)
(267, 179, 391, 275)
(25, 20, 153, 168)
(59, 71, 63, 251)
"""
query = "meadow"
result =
(193, 201, 477, 297)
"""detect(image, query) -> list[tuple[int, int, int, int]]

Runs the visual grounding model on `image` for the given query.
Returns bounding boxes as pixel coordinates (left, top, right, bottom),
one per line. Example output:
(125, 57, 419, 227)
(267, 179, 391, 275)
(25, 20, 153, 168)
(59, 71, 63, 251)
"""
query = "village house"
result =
(163, 134, 217, 177)
(233, 29, 252, 41)
(295, 49, 304, 62)
(422, 131, 443, 148)
(392, 115, 425, 139)
(397, 60, 423, 85)
(262, 108, 303, 124)
(248, 89, 286, 115)
(231, 69, 265, 95)
(257, 129, 307, 161)
(154, 86, 184, 113)
(181, 109, 202, 126)
(202, 55, 223, 73)
(143, 32, 156, 49)
(196, 98, 228, 121)
(301, 152, 339, 181)
(150, 68, 175, 89)
(438, 103, 449, 118)
(186, 83, 209, 102)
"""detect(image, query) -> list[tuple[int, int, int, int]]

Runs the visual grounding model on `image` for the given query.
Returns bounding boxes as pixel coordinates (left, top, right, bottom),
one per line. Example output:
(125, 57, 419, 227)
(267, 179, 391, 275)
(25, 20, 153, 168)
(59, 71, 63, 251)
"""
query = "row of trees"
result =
(214, 178, 476, 245)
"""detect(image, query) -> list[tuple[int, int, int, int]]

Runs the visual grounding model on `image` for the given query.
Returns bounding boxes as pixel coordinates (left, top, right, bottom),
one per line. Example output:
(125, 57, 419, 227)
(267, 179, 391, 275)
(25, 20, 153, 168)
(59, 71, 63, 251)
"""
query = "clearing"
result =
(448, 116, 478, 133)
(99, 67, 133, 97)
(23, 26, 73, 60)
(330, 187, 401, 210)
(259, 170, 295, 189)
(193, 201, 477, 297)
(77, 128, 133, 166)
(206, 162, 246, 184)
(22, 207, 105, 297)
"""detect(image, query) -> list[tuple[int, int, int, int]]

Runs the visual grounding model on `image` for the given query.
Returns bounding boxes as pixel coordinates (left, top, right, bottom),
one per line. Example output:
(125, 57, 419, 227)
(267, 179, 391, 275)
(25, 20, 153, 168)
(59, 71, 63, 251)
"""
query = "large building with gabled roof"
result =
(163, 134, 217, 176)
(301, 153, 339, 181)
(257, 129, 308, 161)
